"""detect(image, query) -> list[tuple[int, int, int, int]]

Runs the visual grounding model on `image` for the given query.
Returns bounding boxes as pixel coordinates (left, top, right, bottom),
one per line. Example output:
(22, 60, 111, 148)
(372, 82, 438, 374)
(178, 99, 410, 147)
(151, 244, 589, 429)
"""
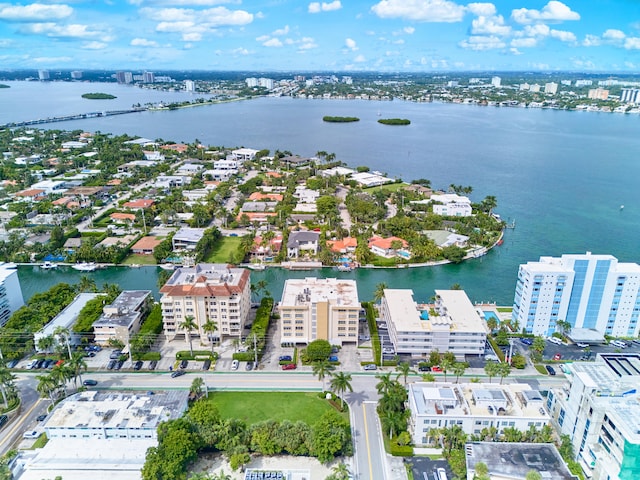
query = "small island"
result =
(81, 92, 117, 100)
(322, 116, 360, 123)
(0, 84, 9, 89)
(378, 118, 411, 125)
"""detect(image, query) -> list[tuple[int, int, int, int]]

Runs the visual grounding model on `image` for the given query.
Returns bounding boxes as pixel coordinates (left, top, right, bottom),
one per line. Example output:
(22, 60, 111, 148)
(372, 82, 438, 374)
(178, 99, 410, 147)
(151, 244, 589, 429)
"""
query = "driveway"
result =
(408, 457, 452, 480)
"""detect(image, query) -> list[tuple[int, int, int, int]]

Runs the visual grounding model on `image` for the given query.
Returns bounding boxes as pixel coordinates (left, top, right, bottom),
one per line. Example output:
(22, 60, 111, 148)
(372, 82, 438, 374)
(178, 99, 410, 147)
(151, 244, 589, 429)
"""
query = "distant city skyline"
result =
(1, 1, 639, 72)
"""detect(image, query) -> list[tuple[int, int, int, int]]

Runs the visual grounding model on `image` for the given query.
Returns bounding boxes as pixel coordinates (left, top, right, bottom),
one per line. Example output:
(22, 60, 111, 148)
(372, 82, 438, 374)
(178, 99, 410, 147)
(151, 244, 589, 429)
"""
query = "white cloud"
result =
(141, 6, 252, 32)
(625, 37, 640, 50)
(273, 25, 289, 36)
(232, 47, 249, 55)
(182, 32, 201, 41)
(140, 7, 195, 22)
(393, 38, 404, 44)
(371, 0, 466, 23)
(199, 7, 253, 26)
(603, 29, 625, 40)
(345, 37, 358, 50)
(459, 34, 505, 50)
(0, 3, 73, 22)
(33, 56, 72, 63)
(471, 15, 510, 36)
(255, 34, 269, 42)
(512, 1, 579, 24)
(131, 37, 159, 47)
(81, 41, 108, 50)
(582, 34, 601, 47)
(510, 47, 522, 55)
(354, 54, 366, 62)
(466, 2, 496, 16)
(263, 38, 282, 47)
(522, 24, 550, 37)
(20, 23, 103, 38)
(550, 29, 575, 42)
(510, 37, 537, 48)
(404, 26, 415, 34)
(298, 40, 317, 50)
(308, 1, 341, 13)
(156, 21, 197, 33)
(135, 0, 243, 5)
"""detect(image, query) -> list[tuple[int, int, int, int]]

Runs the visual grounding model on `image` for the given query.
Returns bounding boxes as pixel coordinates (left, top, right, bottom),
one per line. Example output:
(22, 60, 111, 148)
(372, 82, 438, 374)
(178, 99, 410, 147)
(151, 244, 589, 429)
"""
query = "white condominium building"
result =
(512, 252, 640, 337)
(547, 354, 640, 480)
(278, 277, 359, 345)
(160, 264, 251, 341)
(381, 289, 486, 359)
(408, 382, 549, 446)
(429, 193, 472, 217)
(0, 263, 24, 327)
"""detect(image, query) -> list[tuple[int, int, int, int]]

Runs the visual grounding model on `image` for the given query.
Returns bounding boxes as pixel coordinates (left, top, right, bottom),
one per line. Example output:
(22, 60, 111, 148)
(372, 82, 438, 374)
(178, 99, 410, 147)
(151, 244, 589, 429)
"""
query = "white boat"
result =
(336, 264, 352, 272)
(72, 262, 97, 272)
(160, 263, 177, 271)
(247, 263, 266, 271)
(130, 264, 141, 268)
(41, 261, 59, 270)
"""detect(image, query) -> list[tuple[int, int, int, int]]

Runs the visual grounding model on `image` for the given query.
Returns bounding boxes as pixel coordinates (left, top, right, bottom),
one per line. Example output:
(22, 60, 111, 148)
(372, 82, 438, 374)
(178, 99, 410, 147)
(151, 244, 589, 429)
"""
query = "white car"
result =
(23, 430, 40, 439)
(576, 342, 589, 348)
(231, 359, 239, 370)
(382, 348, 395, 354)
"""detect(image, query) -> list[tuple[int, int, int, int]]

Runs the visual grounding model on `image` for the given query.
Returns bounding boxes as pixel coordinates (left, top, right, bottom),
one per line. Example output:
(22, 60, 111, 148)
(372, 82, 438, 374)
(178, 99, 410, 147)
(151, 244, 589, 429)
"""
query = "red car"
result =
(282, 363, 297, 370)
(431, 366, 442, 372)
(553, 353, 562, 360)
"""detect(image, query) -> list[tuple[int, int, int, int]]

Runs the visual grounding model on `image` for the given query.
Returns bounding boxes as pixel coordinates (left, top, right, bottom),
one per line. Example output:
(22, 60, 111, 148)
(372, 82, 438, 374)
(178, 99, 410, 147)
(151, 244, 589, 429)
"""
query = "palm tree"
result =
(329, 372, 353, 410)
(329, 462, 351, 480)
(373, 282, 387, 303)
(179, 316, 198, 357)
(0, 365, 16, 409)
(441, 357, 454, 382)
(53, 326, 72, 359)
(36, 374, 58, 407)
(50, 364, 70, 397)
(375, 372, 394, 395)
(190, 377, 205, 399)
(312, 360, 335, 391)
(484, 361, 499, 384)
(36, 335, 55, 354)
(68, 351, 87, 388)
(453, 362, 466, 383)
(76, 275, 97, 293)
(202, 319, 218, 354)
(395, 362, 413, 386)
(497, 361, 512, 384)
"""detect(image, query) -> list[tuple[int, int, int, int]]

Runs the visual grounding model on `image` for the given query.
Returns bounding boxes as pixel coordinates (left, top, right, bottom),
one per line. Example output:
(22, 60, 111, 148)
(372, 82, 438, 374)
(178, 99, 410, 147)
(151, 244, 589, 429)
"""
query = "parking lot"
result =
(407, 457, 452, 480)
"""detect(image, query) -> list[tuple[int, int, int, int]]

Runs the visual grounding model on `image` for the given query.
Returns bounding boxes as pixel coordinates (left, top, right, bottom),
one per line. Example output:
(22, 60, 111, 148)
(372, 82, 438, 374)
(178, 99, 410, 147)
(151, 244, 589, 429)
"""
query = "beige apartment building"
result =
(278, 277, 360, 345)
(92, 290, 153, 346)
(160, 264, 251, 343)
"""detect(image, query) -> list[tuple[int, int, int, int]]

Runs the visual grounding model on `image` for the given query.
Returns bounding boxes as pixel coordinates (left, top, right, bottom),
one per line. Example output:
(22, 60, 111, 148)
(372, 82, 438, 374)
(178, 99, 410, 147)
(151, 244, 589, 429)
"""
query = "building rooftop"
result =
(160, 263, 250, 297)
(280, 277, 359, 308)
(465, 442, 578, 480)
(46, 390, 188, 431)
(434, 290, 487, 333)
(93, 290, 150, 328)
(383, 289, 423, 331)
(36, 293, 102, 339)
(173, 226, 205, 243)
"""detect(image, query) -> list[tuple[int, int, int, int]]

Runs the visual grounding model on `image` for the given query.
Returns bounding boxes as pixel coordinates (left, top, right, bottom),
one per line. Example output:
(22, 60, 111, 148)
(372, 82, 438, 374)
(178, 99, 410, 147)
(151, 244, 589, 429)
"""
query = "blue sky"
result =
(1, 0, 640, 72)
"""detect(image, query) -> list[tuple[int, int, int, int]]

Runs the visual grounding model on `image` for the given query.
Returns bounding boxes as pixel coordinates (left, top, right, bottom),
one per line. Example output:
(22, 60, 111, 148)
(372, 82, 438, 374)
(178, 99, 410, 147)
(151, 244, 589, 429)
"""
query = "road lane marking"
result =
(0, 397, 43, 450)
(362, 404, 374, 480)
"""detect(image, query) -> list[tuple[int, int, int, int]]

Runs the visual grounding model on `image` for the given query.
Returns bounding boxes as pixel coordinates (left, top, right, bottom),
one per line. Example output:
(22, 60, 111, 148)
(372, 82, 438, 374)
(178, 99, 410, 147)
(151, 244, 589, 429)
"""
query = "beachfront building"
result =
(34, 293, 102, 351)
(13, 390, 189, 480)
(92, 290, 153, 346)
(512, 252, 640, 338)
(408, 382, 549, 446)
(0, 263, 24, 327)
(160, 263, 251, 342)
(278, 277, 359, 345)
(546, 354, 640, 480)
(231, 148, 259, 161)
(381, 289, 486, 359)
(429, 193, 472, 217)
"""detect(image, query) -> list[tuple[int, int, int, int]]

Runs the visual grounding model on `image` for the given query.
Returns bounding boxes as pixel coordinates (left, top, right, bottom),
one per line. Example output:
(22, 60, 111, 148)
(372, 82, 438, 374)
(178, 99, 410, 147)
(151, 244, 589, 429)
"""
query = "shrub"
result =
(140, 352, 161, 361)
(390, 444, 413, 456)
(232, 352, 255, 362)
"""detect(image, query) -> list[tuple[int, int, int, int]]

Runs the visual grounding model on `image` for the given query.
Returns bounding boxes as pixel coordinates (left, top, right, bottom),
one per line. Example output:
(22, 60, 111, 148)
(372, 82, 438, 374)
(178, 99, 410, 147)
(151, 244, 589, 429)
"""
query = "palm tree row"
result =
(375, 373, 409, 439)
(35, 352, 87, 407)
(311, 360, 353, 410)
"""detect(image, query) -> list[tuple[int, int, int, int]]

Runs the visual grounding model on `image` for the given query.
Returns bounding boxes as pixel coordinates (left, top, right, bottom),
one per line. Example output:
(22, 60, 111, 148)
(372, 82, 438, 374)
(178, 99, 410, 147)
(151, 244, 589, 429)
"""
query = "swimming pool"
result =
(483, 311, 500, 324)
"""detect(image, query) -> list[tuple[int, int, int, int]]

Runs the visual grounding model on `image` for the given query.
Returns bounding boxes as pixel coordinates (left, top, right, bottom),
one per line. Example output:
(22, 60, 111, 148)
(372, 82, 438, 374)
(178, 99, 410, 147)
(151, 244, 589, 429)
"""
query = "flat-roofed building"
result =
(34, 293, 102, 350)
(160, 263, 251, 341)
(172, 227, 205, 251)
(408, 382, 549, 446)
(92, 290, 153, 346)
(547, 353, 640, 480)
(278, 277, 359, 345)
(381, 289, 486, 359)
(465, 442, 578, 480)
(429, 193, 472, 217)
(232, 148, 258, 161)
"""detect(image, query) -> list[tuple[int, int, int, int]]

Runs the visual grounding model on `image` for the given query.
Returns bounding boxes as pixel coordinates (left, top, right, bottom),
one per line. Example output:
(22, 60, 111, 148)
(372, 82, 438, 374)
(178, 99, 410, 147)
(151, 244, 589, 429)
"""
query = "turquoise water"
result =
(420, 311, 429, 320)
(483, 311, 500, 324)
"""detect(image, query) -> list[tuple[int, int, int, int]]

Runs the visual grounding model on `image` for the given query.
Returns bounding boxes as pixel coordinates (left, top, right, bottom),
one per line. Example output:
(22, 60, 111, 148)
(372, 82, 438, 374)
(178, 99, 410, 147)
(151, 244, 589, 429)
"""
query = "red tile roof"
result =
(123, 199, 154, 209)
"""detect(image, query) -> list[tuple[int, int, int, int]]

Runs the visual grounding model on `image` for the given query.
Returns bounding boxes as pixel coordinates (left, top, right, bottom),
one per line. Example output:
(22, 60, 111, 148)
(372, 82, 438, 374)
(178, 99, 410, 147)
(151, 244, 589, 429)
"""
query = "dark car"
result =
(110, 350, 122, 360)
(0, 415, 7, 428)
(36, 414, 47, 422)
(6, 359, 18, 368)
(171, 370, 186, 378)
(115, 360, 124, 370)
(546, 365, 557, 376)
(329, 355, 339, 362)
(84, 351, 96, 358)
(245, 361, 254, 371)
(36, 359, 46, 369)
(83, 379, 98, 386)
(279, 355, 292, 362)
(179, 360, 189, 369)
(202, 360, 211, 371)
(107, 359, 117, 370)
(133, 361, 143, 371)
(148, 360, 158, 370)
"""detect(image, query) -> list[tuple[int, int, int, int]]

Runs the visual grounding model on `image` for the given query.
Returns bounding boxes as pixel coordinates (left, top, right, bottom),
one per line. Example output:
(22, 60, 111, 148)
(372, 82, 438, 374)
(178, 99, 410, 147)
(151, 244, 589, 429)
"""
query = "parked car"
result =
(6, 359, 18, 368)
(202, 360, 211, 371)
(359, 335, 370, 341)
(36, 414, 47, 422)
(282, 363, 297, 370)
(231, 359, 239, 371)
(171, 370, 186, 378)
(279, 355, 292, 362)
(110, 350, 122, 360)
(329, 355, 339, 362)
(418, 364, 430, 372)
(245, 361, 254, 371)
(576, 342, 589, 348)
(431, 366, 443, 372)
(0, 415, 7, 428)
(83, 379, 98, 386)
(133, 361, 143, 371)
(520, 338, 533, 345)
(107, 359, 117, 370)
(148, 360, 157, 370)
(547, 336, 563, 345)
(23, 430, 40, 439)
(559, 364, 571, 375)
(382, 348, 395, 354)
(553, 353, 562, 360)
(363, 364, 377, 371)
(484, 354, 499, 362)
(179, 359, 189, 369)
(378, 323, 388, 329)
(612, 340, 628, 348)
(546, 365, 556, 376)
(114, 360, 124, 371)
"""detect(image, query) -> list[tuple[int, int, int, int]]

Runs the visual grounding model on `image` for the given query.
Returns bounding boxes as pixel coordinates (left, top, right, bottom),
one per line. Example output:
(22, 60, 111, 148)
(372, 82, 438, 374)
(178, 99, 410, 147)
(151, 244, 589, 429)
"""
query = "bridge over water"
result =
(0, 107, 147, 129)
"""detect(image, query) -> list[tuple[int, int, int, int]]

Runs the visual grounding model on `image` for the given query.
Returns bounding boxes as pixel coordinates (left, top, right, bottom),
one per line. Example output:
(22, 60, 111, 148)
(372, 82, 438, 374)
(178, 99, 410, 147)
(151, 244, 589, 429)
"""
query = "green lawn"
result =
(121, 254, 158, 265)
(363, 182, 406, 193)
(204, 236, 242, 263)
(207, 391, 345, 425)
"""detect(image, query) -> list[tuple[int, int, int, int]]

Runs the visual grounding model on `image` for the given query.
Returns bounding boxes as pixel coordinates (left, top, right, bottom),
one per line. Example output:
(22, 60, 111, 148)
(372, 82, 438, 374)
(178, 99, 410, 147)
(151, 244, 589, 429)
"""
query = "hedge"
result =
(140, 352, 161, 361)
(176, 350, 215, 361)
(390, 444, 413, 456)
(363, 302, 381, 365)
(232, 352, 255, 362)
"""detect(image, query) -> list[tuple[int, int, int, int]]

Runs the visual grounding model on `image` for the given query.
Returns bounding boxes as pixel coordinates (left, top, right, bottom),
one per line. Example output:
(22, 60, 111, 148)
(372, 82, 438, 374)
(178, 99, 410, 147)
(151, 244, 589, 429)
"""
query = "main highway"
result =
(1, 370, 569, 479)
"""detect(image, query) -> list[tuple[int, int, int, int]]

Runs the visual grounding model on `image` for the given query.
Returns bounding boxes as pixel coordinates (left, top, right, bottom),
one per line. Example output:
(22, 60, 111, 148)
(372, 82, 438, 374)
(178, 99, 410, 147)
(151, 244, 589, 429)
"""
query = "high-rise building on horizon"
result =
(491, 76, 501, 87)
(0, 263, 25, 326)
(115, 71, 133, 84)
(143, 71, 155, 83)
(588, 88, 609, 100)
(545, 82, 558, 94)
(38, 69, 50, 81)
(512, 252, 640, 337)
(184, 80, 195, 92)
(70, 71, 83, 80)
(621, 88, 640, 104)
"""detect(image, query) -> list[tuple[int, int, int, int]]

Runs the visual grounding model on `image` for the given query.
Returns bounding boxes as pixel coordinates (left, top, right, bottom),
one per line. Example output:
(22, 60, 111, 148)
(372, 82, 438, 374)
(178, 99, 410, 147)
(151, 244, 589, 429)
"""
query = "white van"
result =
(612, 340, 628, 348)
(437, 467, 448, 480)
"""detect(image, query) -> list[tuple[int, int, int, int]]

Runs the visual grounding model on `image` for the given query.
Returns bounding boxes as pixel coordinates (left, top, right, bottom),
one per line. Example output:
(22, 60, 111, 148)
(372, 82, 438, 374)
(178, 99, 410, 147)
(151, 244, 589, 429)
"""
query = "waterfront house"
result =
(172, 227, 204, 251)
(368, 235, 410, 259)
(131, 236, 163, 255)
(287, 231, 320, 258)
(250, 234, 283, 260)
(327, 237, 358, 254)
